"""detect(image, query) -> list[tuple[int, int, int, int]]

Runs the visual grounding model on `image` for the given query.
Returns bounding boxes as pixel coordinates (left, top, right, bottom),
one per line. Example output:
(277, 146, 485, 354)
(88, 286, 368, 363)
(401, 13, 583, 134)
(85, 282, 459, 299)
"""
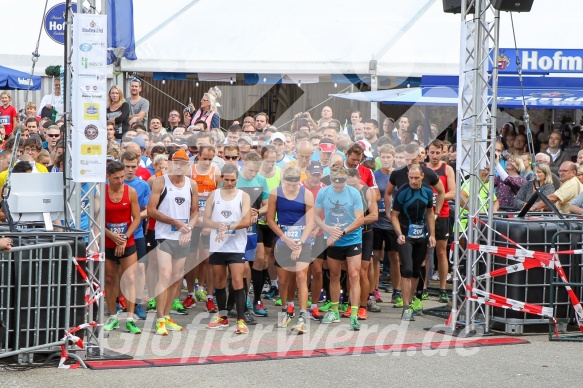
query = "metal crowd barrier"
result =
(0, 232, 87, 365)
(549, 229, 583, 342)
(480, 216, 582, 334)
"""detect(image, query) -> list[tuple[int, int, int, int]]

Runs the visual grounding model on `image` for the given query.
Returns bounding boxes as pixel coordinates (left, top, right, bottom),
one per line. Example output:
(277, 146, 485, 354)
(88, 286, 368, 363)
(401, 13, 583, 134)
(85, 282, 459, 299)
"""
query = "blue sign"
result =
(44, 2, 77, 45)
(495, 49, 583, 74)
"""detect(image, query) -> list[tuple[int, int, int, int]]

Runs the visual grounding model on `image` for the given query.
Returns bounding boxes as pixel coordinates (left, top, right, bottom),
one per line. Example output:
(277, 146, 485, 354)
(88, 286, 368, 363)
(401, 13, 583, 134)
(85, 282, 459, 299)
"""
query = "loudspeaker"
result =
(491, 0, 534, 12)
(442, 0, 474, 14)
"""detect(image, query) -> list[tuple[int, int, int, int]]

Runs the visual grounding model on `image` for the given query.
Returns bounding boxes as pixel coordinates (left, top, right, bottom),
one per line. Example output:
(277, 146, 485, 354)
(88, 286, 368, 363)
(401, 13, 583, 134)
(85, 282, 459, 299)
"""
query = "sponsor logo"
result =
(84, 124, 99, 140)
(175, 197, 186, 205)
(79, 43, 92, 52)
(84, 103, 99, 120)
(221, 210, 232, 218)
(80, 144, 102, 155)
(82, 20, 104, 34)
(44, 2, 77, 45)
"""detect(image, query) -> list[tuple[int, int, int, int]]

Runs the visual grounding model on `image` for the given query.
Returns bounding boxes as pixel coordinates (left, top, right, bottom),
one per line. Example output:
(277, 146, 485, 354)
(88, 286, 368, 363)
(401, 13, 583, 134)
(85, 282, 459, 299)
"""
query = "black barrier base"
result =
(85, 345, 133, 361)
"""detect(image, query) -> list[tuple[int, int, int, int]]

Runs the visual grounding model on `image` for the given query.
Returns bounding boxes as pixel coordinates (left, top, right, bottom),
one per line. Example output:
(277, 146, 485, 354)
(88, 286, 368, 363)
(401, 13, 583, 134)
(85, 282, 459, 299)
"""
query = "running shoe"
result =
(262, 283, 271, 294)
(118, 296, 127, 311)
(274, 298, 282, 307)
(104, 316, 119, 331)
(227, 309, 237, 318)
(134, 304, 147, 320)
(115, 303, 124, 314)
(291, 316, 307, 334)
(286, 304, 295, 318)
(321, 310, 340, 324)
(393, 294, 404, 308)
(342, 307, 351, 318)
(265, 286, 279, 300)
(206, 299, 218, 313)
(195, 290, 207, 302)
(183, 295, 196, 309)
(318, 289, 326, 303)
(165, 316, 183, 331)
(182, 279, 188, 290)
(236, 319, 248, 334)
(373, 289, 383, 303)
(340, 303, 349, 313)
(421, 290, 429, 301)
(126, 320, 142, 334)
(310, 306, 323, 321)
(439, 290, 450, 303)
(350, 315, 361, 331)
(207, 315, 229, 329)
(156, 320, 168, 336)
(401, 306, 415, 321)
(277, 311, 291, 328)
(171, 299, 188, 315)
(147, 298, 156, 312)
(253, 301, 268, 317)
(319, 301, 333, 312)
(244, 311, 257, 326)
(367, 296, 381, 312)
(307, 300, 312, 308)
(357, 307, 368, 320)
(411, 297, 423, 314)
(431, 271, 439, 281)
(246, 297, 253, 311)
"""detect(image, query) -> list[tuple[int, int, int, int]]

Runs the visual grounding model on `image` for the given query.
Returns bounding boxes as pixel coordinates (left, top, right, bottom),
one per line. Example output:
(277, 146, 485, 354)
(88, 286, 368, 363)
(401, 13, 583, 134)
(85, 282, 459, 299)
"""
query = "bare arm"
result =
(432, 179, 445, 216)
(444, 165, 456, 201)
(363, 188, 378, 224)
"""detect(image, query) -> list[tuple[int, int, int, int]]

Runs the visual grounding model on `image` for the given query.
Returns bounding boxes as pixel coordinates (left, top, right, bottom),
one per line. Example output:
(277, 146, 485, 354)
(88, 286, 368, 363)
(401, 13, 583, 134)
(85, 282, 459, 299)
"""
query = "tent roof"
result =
(0, 65, 41, 90)
(2, 1, 583, 77)
(331, 76, 583, 109)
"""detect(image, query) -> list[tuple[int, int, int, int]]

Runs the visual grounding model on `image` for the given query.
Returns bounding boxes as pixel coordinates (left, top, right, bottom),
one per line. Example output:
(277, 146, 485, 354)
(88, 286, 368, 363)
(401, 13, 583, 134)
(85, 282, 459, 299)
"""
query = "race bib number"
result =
(0, 115, 9, 125)
(198, 197, 207, 212)
(281, 225, 304, 239)
(247, 223, 257, 235)
(407, 224, 425, 239)
(378, 199, 386, 213)
(171, 219, 189, 232)
(107, 222, 127, 234)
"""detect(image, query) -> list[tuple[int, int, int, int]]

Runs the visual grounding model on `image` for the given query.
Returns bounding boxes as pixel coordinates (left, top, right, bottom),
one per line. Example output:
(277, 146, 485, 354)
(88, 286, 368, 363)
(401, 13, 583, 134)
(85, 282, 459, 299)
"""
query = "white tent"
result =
(2, 0, 582, 78)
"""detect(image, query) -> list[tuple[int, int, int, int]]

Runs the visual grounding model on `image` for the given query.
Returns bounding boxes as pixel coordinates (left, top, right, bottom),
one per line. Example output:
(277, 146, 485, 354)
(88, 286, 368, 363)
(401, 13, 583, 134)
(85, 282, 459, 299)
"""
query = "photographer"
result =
(291, 111, 317, 133)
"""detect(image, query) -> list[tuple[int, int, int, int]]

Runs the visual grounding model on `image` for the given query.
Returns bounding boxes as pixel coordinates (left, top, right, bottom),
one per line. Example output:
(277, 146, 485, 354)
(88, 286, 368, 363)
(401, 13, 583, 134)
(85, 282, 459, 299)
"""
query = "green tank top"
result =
(259, 166, 281, 224)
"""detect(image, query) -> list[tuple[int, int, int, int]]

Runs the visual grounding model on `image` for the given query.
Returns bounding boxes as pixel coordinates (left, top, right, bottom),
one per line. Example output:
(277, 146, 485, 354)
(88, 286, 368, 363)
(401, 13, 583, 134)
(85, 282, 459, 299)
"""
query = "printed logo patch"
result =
(221, 210, 232, 218)
(175, 197, 185, 205)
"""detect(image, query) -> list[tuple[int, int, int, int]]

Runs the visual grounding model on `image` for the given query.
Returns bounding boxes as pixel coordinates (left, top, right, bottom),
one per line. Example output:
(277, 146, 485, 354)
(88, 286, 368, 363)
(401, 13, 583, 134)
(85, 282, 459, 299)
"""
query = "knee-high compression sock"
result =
(215, 287, 227, 316)
(234, 288, 246, 321)
(226, 277, 235, 311)
(252, 268, 264, 304)
(416, 267, 425, 298)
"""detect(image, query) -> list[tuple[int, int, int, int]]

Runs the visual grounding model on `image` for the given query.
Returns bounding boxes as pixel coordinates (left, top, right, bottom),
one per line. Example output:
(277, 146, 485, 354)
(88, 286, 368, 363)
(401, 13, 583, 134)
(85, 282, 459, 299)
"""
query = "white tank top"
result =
(155, 175, 192, 240)
(209, 189, 247, 253)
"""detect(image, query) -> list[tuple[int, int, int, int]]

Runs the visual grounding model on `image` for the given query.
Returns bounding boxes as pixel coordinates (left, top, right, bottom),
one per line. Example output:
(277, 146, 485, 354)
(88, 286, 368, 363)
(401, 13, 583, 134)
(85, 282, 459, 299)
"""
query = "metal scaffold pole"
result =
(64, 0, 107, 359)
(450, 0, 500, 335)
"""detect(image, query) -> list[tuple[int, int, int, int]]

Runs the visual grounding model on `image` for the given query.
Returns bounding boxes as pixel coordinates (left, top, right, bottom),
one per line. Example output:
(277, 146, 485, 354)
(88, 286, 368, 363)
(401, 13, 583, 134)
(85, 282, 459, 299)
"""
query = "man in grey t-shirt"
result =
(128, 79, 150, 126)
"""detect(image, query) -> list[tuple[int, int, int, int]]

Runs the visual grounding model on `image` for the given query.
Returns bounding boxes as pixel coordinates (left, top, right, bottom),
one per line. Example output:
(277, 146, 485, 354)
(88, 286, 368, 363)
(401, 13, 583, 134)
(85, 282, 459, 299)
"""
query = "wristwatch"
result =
(342, 230, 346, 236)
(121, 235, 129, 240)
(186, 225, 193, 231)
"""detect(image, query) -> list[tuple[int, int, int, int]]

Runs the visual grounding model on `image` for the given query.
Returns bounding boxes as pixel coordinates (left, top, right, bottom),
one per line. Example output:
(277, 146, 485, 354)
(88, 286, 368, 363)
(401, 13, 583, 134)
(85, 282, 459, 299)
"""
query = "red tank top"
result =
(301, 181, 326, 236)
(105, 184, 135, 249)
(431, 162, 450, 218)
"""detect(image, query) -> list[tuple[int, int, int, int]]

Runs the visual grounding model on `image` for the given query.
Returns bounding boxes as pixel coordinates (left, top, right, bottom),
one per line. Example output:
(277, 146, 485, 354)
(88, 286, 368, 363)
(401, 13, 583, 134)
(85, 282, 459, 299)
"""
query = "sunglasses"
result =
(243, 131, 255, 134)
(47, 134, 60, 137)
(332, 177, 347, 183)
(224, 155, 239, 160)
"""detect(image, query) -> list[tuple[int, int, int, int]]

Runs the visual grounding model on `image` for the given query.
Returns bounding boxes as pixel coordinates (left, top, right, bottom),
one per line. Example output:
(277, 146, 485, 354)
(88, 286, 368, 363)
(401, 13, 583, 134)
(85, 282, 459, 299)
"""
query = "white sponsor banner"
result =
(72, 14, 107, 182)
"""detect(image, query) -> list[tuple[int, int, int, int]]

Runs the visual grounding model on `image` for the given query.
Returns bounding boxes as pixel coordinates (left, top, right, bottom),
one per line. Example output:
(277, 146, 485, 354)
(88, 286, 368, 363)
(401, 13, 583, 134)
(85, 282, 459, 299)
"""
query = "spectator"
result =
(37, 78, 63, 120)
(188, 93, 220, 129)
(127, 78, 149, 126)
(544, 162, 583, 213)
(494, 155, 527, 209)
(514, 163, 555, 211)
(107, 85, 130, 140)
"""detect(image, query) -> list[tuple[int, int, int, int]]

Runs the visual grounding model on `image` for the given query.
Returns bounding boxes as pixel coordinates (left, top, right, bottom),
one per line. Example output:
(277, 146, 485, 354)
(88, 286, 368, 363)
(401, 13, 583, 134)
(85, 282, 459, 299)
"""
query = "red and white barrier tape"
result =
(59, 322, 100, 369)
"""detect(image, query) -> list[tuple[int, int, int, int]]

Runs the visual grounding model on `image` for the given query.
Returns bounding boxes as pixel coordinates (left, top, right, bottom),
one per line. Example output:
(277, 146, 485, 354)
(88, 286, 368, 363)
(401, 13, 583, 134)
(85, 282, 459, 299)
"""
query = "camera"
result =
(299, 112, 308, 119)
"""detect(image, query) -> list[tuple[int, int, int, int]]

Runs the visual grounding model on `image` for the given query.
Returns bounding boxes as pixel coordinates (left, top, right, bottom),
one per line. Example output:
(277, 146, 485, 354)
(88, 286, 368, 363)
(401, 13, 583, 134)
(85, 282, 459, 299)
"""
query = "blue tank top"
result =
(276, 186, 306, 226)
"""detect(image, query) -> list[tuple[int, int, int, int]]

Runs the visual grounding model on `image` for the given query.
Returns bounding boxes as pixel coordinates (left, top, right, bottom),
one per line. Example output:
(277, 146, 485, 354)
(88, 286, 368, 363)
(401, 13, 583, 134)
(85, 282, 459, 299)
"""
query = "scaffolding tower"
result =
(451, 0, 501, 335)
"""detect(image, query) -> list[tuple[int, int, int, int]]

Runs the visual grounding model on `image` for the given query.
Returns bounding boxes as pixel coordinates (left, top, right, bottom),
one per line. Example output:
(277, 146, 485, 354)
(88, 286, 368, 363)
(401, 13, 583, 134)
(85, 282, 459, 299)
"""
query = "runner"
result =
(314, 166, 364, 331)
(301, 161, 327, 320)
(103, 161, 142, 334)
(184, 144, 222, 312)
(147, 150, 198, 335)
(204, 164, 252, 334)
(268, 165, 314, 333)
(345, 168, 378, 320)
(390, 164, 436, 321)
(120, 151, 151, 320)
(427, 140, 456, 303)
(372, 144, 397, 307)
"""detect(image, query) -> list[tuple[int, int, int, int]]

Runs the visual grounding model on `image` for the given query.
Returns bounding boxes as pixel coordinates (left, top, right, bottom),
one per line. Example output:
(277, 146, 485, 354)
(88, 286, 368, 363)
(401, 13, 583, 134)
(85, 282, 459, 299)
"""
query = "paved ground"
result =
(2, 289, 581, 387)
